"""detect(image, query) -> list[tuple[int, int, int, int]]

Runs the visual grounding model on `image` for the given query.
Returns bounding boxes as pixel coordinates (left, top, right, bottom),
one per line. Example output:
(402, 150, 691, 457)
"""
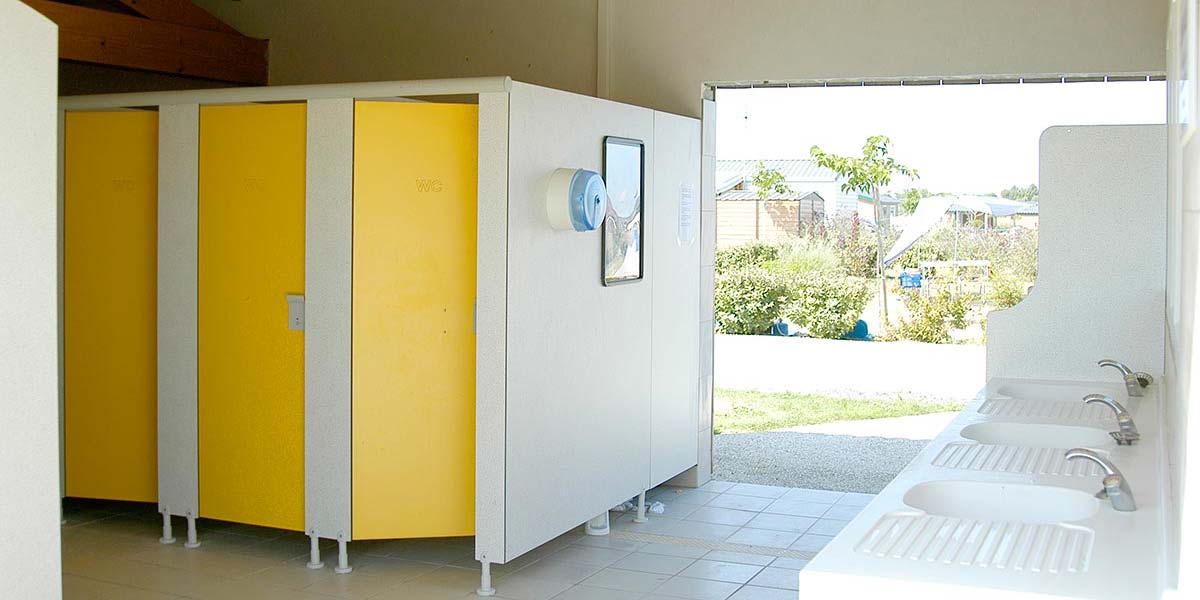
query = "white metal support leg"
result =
(334, 534, 352, 574)
(477, 560, 496, 596)
(307, 533, 324, 569)
(159, 511, 176, 544)
(184, 512, 200, 548)
(634, 491, 648, 523)
(585, 511, 610, 536)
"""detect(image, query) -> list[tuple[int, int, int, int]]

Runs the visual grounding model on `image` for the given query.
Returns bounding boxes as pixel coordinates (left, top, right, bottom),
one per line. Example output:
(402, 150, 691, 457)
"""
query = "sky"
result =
(715, 81, 1166, 195)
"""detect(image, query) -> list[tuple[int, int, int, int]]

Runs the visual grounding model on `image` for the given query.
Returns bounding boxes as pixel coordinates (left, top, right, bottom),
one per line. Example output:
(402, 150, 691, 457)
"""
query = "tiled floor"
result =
(61, 481, 873, 599)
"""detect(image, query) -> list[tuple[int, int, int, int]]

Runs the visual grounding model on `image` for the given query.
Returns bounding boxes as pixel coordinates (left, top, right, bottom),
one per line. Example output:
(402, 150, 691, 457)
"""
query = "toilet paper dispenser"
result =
(545, 168, 607, 232)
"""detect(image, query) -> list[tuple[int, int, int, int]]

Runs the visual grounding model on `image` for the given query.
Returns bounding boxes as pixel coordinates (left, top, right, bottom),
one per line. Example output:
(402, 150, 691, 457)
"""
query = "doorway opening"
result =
(709, 78, 1166, 496)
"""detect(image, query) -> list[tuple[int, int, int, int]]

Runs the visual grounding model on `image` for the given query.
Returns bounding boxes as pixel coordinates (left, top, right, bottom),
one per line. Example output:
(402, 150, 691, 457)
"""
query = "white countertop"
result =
(798, 377, 1166, 599)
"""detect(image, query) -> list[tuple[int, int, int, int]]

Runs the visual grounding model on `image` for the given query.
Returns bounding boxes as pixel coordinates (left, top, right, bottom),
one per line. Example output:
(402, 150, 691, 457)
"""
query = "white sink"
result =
(903, 480, 1099, 524)
(960, 422, 1113, 448)
(990, 381, 1108, 402)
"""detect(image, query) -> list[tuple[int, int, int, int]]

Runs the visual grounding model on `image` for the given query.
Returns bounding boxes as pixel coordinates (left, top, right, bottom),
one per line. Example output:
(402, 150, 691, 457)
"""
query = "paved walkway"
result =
(714, 334, 984, 401)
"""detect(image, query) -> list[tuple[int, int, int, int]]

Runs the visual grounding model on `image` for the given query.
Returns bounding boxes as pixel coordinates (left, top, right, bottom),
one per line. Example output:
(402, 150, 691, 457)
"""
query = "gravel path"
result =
(713, 431, 930, 494)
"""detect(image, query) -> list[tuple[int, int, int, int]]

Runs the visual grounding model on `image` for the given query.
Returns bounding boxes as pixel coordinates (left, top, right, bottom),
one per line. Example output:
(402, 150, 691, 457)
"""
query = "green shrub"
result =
(989, 271, 1028, 309)
(714, 267, 792, 335)
(766, 239, 842, 275)
(782, 273, 873, 339)
(715, 242, 782, 274)
(892, 290, 971, 343)
(804, 216, 883, 278)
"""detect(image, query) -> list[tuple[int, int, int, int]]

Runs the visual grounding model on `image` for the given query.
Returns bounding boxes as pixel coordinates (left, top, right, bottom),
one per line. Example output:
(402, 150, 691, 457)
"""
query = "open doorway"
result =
(709, 78, 1166, 494)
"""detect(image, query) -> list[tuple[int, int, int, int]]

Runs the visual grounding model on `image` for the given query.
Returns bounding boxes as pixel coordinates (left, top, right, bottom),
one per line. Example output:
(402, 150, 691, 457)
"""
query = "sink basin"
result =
(960, 422, 1113, 448)
(904, 480, 1099, 524)
(990, 381, 1118, 402)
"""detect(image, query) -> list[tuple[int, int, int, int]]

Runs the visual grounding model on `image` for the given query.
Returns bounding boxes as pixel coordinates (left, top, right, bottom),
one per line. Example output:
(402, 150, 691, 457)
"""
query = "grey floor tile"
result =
(779, 488, 844, 504)
(638, 543, 710, 559)
(746, 567, 800, 590)
(822, 505, 864, 520)
(789, 534, 835, 552)
(836, 492, 876, 507)
(678, 560, 764, 584)
(581, 567, 671, 592)
(652, 576, 742, 600)
(684, 506, 757, 527)
(704, 494, 774, 512)
(745, 513, 816, 533)
(728, 585, 796, 600)
(805, 519, 849, 536)
(608, 552, 696, 575)
(724, 527, 800, 549)
(762, 499, 832, 518)
(700, 551, 773, 567)
(725, 484, 790, 499)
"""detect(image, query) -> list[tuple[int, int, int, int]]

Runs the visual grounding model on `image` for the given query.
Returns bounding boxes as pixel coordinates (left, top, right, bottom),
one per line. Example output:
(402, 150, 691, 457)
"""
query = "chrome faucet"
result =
(1065, 448, 1137, 511)
(1083, 394, 1140, 445)
(1097, 359, 1153, 397)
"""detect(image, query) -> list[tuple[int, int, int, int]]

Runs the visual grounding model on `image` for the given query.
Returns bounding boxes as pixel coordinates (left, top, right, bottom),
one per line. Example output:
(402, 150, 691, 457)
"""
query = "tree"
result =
(811, 135, 918, 326)
(899, 187, 933, 215)
(752, 161, 792, 200)
(1001, 183, 1039, 203)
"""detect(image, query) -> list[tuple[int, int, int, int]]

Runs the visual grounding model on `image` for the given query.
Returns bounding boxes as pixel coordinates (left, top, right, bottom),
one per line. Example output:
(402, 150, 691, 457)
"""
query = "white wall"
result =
(185, 1, 1166, 119)
(0, 1, 61, 598)
(479, 83, 701, 562)
(987, 125, 1166, 383)
(650, 111, 702, 487)
(1164, 2, 1200, 595)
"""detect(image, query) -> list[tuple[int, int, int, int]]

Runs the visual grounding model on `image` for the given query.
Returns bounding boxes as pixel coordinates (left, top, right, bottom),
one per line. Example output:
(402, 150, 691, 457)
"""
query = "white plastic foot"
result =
(184, 514, 200, 548)
(585, 511, 610, 536)
(334, 537, 352, 574)
(477, 560, 496, 596)
(634, 491, 648, 523)
(159, 511, 176, 544)
(306, 533, 324, 569)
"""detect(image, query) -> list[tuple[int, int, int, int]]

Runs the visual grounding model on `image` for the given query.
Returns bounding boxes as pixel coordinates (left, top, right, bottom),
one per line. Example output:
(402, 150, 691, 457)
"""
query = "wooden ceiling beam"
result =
(22, 0, 267, 85)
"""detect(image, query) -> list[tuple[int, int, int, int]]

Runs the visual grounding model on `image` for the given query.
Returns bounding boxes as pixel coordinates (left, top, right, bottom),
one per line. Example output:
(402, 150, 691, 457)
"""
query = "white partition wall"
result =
(304, 98, 355, 541)
(500, 82, 655, 560)
(650, 111, 702, 486)
(475, 82, 703, 563)
(987, 125, 1167, 382)
(157, 104, 201, 524)
(0, 2, 61, 598)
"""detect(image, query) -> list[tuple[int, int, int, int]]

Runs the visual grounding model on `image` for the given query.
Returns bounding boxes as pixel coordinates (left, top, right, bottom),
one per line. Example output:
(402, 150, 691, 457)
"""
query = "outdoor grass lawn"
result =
(714, 388, 965, 434)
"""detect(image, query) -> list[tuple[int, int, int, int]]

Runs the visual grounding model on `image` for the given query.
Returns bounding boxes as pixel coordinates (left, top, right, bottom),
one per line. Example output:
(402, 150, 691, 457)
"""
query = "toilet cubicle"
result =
(58, 77, 703, 584)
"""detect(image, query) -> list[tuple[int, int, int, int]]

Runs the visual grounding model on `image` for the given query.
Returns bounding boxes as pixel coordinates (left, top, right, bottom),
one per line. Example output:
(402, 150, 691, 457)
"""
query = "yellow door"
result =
(63, 111, 158, 502)
(352, 102, 478, 539)
(199, 103, 306, 530)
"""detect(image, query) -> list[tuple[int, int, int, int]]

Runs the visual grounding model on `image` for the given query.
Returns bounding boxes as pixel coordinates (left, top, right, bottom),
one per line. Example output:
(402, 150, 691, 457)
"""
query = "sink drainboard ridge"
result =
(856, 513, 1094, 573)
(979, 399, 1113, 421)
(933, 443, 1105, 477)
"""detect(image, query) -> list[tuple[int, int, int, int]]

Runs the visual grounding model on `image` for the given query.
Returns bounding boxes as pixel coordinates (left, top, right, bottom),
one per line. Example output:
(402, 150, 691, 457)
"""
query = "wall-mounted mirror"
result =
(602, 136, 644, 285)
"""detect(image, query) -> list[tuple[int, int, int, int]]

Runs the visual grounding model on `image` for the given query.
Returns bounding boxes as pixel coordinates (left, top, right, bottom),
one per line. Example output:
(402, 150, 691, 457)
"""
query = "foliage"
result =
(989, 270, 1028, 309)
(715, 241, 781, 274)
(803, 216, 884, 278)
(713, 267, 792, 335)
(892, 224, 1038, 283)
(781, 273, 873, 339)
(765, 239, 842, 275)
(891, 290, 972, 343)
(752, 161, 792, 200)
(899, 188, 934, 215)
(810, 135, 919, 195)
(713, 388, 965, 434)
(1001, 183, 1039, 203)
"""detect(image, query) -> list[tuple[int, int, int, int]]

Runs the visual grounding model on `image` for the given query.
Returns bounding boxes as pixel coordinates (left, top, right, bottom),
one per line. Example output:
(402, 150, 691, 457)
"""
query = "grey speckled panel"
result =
(157, 104, 199, 518)
(304, 98, 354, 540)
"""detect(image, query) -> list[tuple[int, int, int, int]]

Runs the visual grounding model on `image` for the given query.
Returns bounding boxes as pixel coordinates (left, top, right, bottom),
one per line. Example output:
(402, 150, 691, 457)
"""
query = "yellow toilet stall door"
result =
(352, 102, 478, 539)
(64, 111, 158, 502)
(199, 103, 306, 531)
